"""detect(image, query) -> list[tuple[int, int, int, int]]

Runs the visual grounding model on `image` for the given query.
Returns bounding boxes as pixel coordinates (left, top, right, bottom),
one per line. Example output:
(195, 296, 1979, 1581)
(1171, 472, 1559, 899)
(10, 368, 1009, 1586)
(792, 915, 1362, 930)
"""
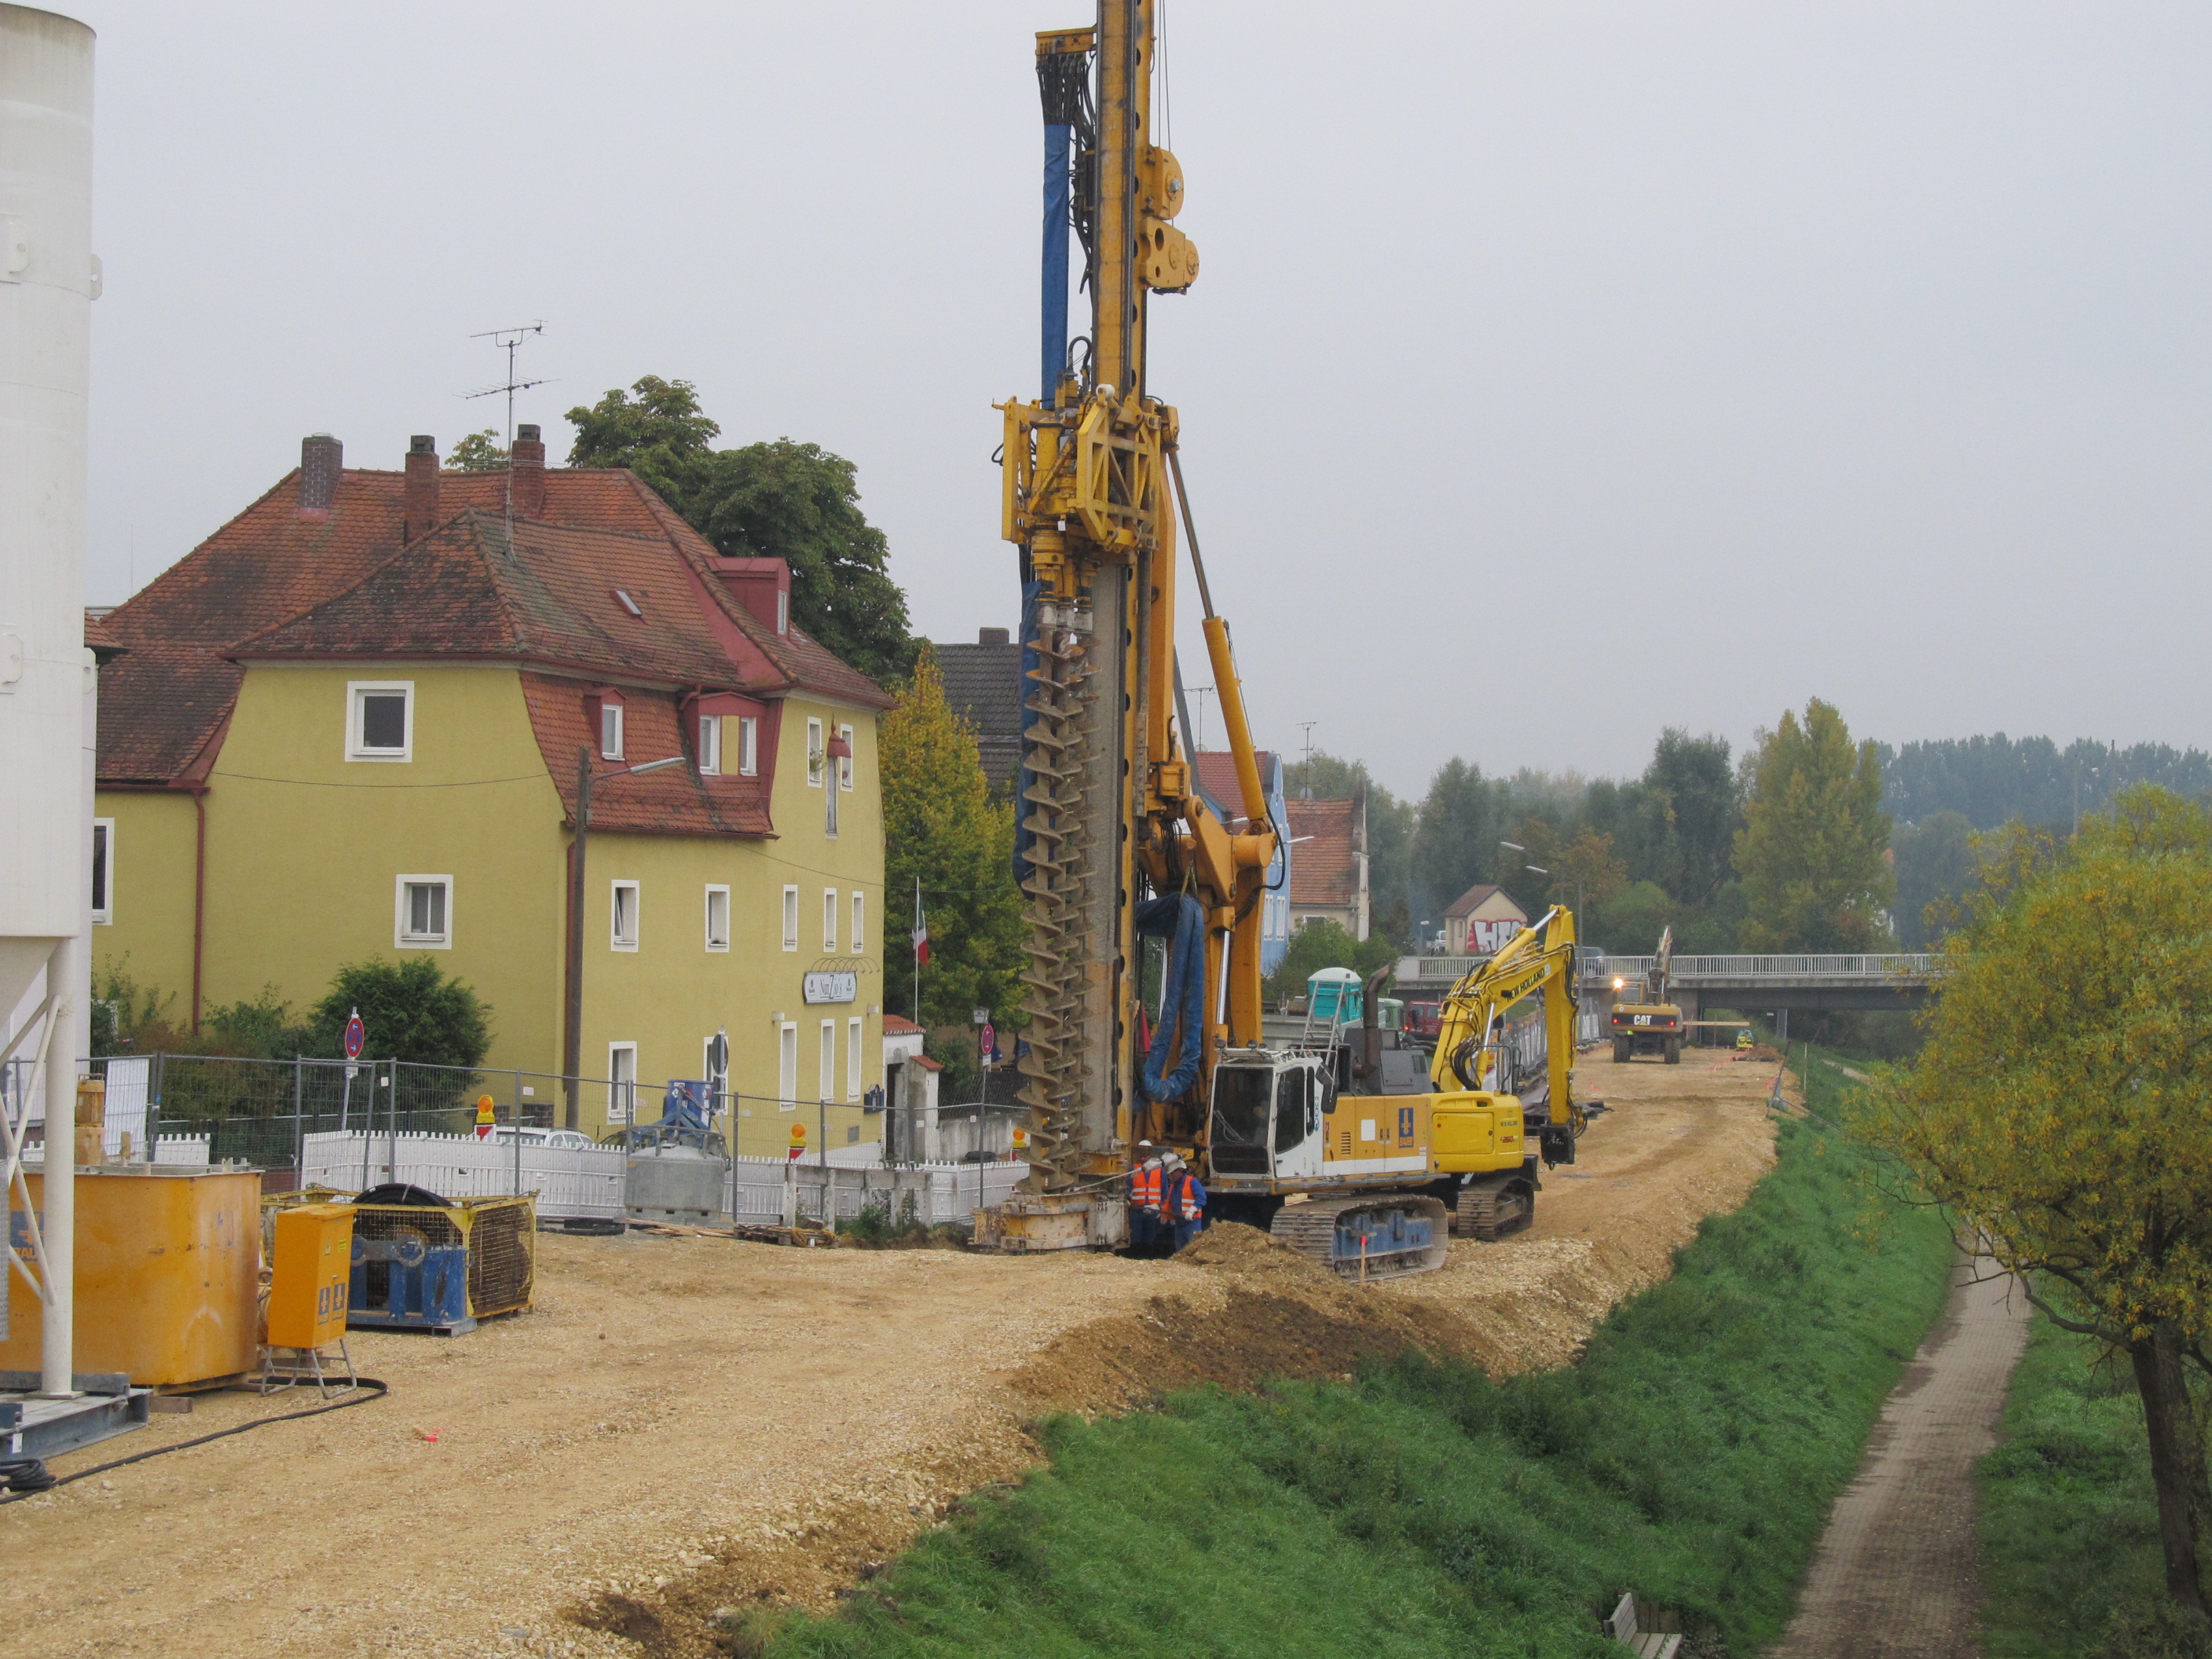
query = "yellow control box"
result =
(267, 1203, 353, 1350)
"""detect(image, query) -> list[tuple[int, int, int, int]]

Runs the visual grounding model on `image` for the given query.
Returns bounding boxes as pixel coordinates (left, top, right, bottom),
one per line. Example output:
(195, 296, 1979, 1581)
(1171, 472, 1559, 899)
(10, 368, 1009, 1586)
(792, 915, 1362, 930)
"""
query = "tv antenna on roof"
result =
(466, 320, 546, 552)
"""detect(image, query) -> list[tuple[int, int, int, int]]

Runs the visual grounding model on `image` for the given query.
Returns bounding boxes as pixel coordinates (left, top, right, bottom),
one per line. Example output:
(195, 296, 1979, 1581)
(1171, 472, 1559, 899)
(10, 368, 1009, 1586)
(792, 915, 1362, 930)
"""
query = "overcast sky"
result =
(66, 1, 2212, 797)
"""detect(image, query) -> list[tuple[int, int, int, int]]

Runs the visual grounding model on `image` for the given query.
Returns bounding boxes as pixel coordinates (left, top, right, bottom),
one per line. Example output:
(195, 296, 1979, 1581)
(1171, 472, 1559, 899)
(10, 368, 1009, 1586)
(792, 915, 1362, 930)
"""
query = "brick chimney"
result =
(511, 422, 547, 518)
(296, 433, 342, 521)
(403, 434, 440, 542)
(979, 626, 1011, 645)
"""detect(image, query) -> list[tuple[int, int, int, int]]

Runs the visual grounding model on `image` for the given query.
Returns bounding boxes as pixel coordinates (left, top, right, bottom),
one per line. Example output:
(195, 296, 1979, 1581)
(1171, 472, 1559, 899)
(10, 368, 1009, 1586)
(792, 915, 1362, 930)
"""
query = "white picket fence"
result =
(300, 1130, 627, 1223)
(20, 1133, 208, 1167)
(730, 1155, 1024, 1229)
(296, 1131, 1027, 1232)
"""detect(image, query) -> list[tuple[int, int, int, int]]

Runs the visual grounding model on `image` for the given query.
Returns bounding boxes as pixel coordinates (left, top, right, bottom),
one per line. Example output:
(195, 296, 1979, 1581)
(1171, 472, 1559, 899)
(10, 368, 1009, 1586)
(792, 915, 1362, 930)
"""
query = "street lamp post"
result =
(564, 746, 688, 1128)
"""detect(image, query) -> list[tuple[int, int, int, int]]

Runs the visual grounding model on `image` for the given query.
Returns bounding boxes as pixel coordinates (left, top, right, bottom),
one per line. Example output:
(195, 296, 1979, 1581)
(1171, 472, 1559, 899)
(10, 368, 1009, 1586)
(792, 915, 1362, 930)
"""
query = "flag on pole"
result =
(912, 878, 930, 966)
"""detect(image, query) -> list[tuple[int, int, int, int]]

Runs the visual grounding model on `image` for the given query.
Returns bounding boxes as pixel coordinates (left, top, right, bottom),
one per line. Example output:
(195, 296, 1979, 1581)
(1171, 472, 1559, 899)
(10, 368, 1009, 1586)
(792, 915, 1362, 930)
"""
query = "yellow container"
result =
(2, 1167, 261, 1388)
(266, 1204, 353, 1350)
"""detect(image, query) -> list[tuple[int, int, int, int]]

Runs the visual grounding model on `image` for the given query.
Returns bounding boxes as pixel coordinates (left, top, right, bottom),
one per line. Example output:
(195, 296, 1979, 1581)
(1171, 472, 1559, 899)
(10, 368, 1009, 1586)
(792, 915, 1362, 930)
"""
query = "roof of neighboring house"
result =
(881, 1015, 923, 1035)
(932, 632, 1024, 737)
(1444, 883, 1529, 921)
(932, 632, 1025, 790)
(1287, 797, 1361, 908)
(95, 456, 886, 787)
(82, 610, 126, 664)
(1192, 749, 1279, 826)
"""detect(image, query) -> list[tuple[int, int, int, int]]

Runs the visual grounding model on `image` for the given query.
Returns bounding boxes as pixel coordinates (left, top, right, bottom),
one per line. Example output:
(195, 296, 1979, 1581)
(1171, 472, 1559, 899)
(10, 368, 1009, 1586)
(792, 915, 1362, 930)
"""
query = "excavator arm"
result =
(1430, 906, 1584, 1141)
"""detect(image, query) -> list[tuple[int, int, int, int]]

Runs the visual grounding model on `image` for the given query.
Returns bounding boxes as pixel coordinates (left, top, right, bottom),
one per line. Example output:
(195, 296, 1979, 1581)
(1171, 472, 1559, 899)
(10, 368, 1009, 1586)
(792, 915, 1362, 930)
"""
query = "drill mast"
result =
(997, 2, 1273, 1221)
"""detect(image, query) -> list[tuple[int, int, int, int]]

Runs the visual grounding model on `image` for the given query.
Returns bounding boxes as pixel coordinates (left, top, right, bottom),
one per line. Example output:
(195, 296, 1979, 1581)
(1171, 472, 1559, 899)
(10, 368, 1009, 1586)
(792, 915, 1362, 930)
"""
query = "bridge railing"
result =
(1397, 952, 1937, 987)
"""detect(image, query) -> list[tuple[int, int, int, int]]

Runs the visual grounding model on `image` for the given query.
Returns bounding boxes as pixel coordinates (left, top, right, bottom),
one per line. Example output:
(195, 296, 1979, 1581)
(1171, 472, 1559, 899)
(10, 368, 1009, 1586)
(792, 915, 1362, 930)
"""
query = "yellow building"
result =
(93, 429, 892, 1155)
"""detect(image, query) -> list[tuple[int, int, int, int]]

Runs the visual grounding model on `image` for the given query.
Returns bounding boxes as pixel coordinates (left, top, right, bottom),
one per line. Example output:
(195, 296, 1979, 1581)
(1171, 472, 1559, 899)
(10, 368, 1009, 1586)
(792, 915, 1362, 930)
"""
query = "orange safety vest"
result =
(1130, 1160, 1163, 1213)
(1163, 1168, 1205, 1222)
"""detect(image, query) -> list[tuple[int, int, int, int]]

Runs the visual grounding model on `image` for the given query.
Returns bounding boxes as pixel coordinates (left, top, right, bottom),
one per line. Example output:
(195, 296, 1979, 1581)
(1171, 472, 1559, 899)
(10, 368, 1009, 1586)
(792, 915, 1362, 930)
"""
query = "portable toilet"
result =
(1306, 966, 1364, 1023)
(1377, 997, 1404, 1031)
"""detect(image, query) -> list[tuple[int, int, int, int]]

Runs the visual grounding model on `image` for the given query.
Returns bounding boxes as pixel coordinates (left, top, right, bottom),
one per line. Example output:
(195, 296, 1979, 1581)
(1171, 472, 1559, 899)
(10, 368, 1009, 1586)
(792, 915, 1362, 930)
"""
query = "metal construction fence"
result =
(729, 1156, 1024, 1230)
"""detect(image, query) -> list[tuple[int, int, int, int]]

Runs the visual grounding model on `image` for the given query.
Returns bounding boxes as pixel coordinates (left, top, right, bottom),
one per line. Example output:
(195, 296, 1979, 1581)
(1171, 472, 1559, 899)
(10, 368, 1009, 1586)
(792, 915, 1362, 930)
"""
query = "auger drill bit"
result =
(1017, 621, 1095, 1190)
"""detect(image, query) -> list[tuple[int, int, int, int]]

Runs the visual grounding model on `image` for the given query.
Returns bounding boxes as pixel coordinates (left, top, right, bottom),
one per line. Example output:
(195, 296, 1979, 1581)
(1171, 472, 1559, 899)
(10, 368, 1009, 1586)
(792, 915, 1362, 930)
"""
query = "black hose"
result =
(0, 1375, 390, 1505)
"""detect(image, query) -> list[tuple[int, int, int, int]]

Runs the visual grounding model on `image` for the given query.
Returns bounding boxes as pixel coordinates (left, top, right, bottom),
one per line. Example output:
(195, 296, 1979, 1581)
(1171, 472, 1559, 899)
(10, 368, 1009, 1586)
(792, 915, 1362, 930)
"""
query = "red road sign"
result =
(342, 1013, 365, 1061)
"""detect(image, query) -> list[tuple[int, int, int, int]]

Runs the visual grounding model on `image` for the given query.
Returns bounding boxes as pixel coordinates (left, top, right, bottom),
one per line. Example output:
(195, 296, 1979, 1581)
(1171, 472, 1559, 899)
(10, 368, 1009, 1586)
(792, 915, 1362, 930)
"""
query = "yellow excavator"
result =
(1609, 925, 1684, 1064)
(974, 2, 1587, 1276)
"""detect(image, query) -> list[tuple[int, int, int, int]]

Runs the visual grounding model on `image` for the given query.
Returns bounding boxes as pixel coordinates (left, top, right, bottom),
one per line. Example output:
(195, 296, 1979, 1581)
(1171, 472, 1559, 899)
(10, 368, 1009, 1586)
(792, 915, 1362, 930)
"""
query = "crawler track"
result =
(1452, 1181, 1534, 1243)
(1269, 1194, 1451, 1280)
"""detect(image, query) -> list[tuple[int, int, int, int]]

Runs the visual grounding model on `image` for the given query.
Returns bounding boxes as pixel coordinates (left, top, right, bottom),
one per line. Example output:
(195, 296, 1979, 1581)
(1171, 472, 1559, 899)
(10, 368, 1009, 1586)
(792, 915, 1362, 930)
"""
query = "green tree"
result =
(690, 441, 914, 682)
(1261, 919, 1398, 1008)
(566, 376, 914, 681)
(564, 375, 720, 504)
(882, 650, 1025, 1030)
(1547, 827, 1627, 927)
(445, 429, 507, 472)
(1735, 700, 1893, 950)
(1411, 758, 1505, 924)
(306, 958, 492, 1071)
(1638, 729, 1739, 903)
(1892, 808, 1976, 950)
(1861, 787, 2212, 1619)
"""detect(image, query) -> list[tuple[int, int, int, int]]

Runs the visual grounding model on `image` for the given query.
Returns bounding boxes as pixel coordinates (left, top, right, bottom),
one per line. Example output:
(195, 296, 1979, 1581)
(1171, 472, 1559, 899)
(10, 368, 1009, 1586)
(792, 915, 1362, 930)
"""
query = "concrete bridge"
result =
(1393, 950, 1939, 1020)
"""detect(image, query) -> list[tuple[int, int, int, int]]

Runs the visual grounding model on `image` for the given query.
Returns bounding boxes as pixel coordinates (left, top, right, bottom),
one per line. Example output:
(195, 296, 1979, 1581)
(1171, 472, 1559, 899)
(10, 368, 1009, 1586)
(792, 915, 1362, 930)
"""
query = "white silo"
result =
(0, 4, 96, 1395)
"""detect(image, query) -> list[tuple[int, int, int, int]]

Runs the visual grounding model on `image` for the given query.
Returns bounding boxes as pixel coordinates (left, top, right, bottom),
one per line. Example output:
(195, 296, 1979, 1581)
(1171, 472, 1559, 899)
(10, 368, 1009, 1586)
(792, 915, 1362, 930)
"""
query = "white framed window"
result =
(600, 701, 625, 761)
(822, 887, 838, 952)
(346, 679, 413, 762)
(819, 1019, 836, 1104)
(738, 716, 760, 777)
(610, 879, 639, 950)
(705, 884, 731, 952)
(90, 818, 113, 925)
(394, 875, 453, 949)
(838, 724, 855, 791)
(776, 590, 789, 635)
(781, 884, 799, 950)
(698, 714, 722, 775)
(778, 1021, 798, 1108)
(607, 1042, 637, 1124)
(847, 1016, 863, 1102)
(851, 892, 866, 953)
(806, 717, 824, 786)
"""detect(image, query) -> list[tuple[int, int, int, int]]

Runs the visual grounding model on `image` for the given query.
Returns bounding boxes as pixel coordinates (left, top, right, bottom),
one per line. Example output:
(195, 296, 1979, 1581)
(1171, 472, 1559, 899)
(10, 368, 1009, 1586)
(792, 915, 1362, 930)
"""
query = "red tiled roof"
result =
(881, 1015, 923, 1035)
(518, 672, 771, 837)
(1287, 797, 1359, 907)
(95, 460, 887, 786)
(1192, 749, 1277, 826)
(232, 512, 747, 687)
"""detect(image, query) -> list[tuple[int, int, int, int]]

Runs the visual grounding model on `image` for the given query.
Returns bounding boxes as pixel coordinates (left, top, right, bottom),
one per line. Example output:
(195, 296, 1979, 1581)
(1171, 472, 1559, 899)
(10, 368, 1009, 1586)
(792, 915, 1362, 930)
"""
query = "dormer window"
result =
(613, 589, 643, 618)
(777, 591, 789, 635)
(601, 701, 624, 760)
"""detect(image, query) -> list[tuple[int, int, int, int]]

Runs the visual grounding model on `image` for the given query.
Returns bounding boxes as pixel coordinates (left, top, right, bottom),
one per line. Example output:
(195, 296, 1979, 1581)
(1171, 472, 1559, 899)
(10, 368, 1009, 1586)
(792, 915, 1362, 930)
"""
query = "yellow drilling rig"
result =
(975, 2, 1588, 1276)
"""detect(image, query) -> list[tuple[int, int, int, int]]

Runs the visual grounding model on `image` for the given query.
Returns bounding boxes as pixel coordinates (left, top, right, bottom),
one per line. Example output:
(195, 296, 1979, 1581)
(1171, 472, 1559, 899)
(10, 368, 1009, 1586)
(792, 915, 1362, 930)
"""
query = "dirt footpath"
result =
(1767, 1262, 2033, 1659)
(2, 1046, 1780, 1659)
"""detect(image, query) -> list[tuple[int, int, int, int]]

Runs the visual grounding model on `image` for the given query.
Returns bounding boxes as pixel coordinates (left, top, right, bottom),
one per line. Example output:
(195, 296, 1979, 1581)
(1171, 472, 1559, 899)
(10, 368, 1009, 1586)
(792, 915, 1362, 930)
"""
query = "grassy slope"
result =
(768, 1056, 1953, 1659)
(1979, 1317, 2174, 1657)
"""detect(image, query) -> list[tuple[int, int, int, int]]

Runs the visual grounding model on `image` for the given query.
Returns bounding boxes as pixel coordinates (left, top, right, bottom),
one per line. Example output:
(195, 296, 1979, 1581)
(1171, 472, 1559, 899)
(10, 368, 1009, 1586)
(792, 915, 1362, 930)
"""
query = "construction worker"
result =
(1161, 1152, 1207, 1251)
(1127, 1142, 1163, 1252)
